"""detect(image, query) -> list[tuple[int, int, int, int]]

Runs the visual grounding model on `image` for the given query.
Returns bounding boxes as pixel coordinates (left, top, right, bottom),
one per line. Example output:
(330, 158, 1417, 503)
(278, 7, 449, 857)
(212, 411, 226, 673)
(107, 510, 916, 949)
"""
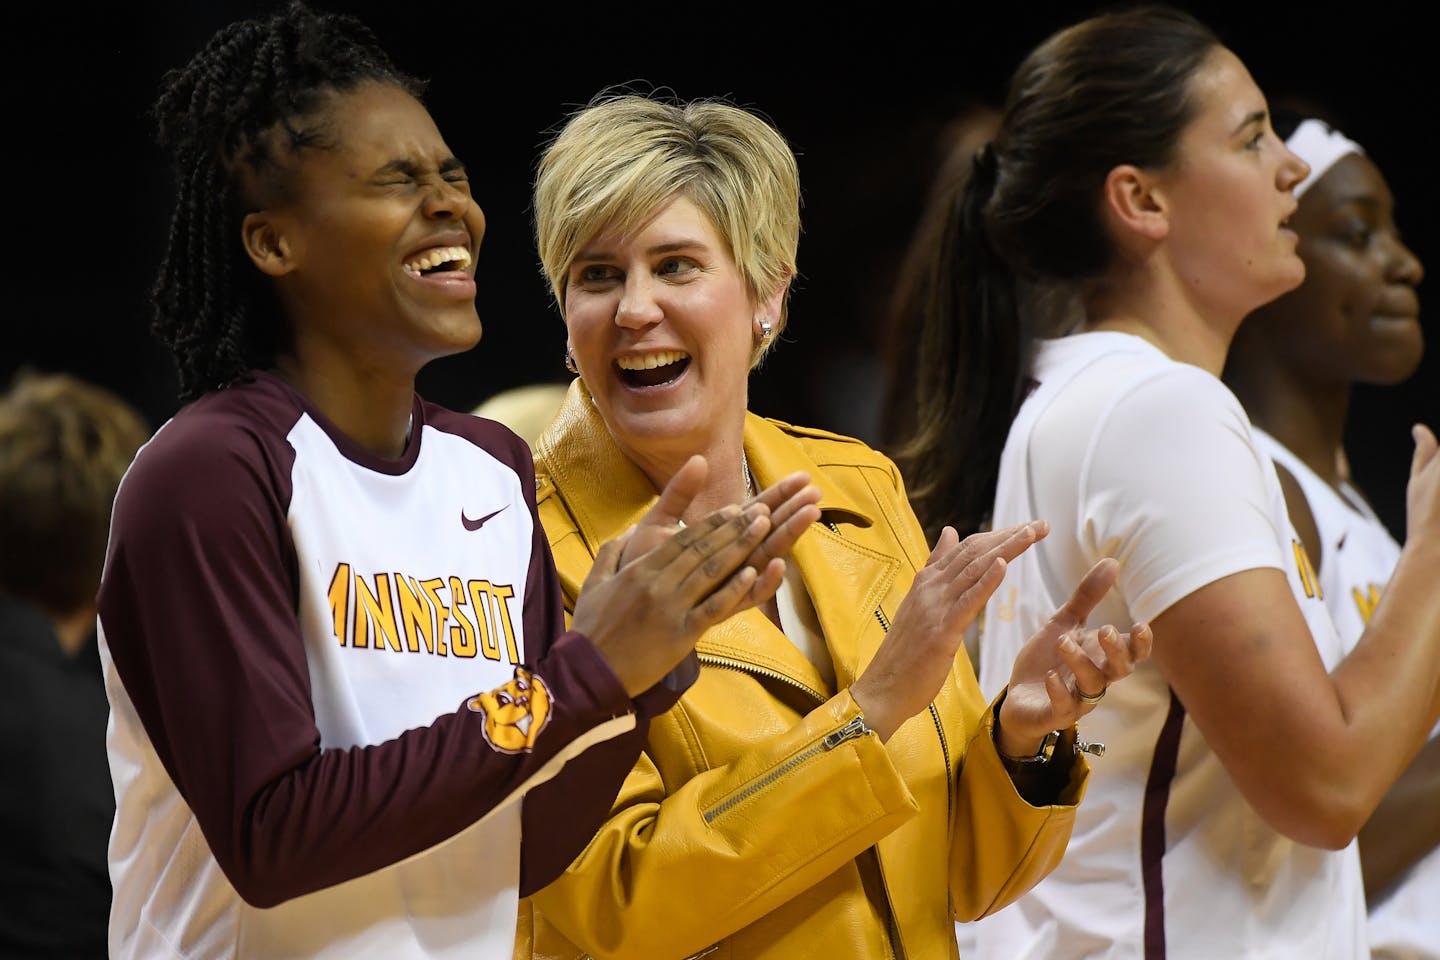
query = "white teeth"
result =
(616, 351, 689, 371)
(403, 245, 471, 275)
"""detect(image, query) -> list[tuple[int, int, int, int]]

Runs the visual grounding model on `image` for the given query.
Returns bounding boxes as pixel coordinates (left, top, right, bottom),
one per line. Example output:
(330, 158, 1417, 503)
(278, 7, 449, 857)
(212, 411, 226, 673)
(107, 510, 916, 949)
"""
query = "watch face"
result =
(1002, 729, 1061, 764)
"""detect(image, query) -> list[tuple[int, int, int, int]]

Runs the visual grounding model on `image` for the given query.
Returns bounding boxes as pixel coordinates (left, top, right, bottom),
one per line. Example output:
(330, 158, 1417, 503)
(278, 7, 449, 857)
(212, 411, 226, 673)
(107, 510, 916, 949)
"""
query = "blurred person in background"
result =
(0, 369, 149, 958)
(1223, 106, 1437, 959)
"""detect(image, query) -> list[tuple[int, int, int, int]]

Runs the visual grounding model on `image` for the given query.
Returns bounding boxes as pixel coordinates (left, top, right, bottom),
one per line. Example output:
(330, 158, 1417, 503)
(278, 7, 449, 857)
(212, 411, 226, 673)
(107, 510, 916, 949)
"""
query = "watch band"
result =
(998, 729, 1061, 765)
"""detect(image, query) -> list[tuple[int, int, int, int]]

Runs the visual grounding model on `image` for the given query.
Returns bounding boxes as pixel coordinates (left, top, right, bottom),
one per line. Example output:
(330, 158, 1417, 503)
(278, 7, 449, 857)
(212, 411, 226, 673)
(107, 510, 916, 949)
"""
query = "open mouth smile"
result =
(402, 245, 472, 278)
(615, 350, 690, 388)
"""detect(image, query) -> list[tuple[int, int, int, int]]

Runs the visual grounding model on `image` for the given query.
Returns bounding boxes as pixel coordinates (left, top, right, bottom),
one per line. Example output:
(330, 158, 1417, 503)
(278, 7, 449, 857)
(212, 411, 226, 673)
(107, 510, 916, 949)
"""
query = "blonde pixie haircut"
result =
(534, 92, 801, 367)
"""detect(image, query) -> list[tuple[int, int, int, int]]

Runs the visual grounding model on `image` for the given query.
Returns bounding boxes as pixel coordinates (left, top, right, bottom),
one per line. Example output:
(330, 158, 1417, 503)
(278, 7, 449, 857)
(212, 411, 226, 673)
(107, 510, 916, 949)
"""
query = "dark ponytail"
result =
(897, 145, 1025, 542)
(893, 4, 1219, 539)
(149, 1, 423, 402)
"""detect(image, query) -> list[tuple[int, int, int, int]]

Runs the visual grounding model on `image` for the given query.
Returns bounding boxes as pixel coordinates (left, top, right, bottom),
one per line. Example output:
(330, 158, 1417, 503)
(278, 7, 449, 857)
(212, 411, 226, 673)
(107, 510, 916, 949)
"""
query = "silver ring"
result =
(1077, 686, 1106, 705)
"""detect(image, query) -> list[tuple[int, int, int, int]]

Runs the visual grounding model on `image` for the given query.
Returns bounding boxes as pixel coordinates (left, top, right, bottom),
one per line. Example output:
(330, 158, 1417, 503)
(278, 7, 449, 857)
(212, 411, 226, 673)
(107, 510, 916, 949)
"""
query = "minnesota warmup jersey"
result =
(1254, 427, 1439, 959)
(973, 332, 1365, 960)
(98, 371, 640, 959)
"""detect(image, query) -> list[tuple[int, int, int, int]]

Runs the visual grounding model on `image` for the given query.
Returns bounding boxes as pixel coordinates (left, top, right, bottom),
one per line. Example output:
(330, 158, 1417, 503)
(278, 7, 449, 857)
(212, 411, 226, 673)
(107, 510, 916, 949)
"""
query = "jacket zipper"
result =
(870, 604, 952, 825)
(697, 652, 827, 704)
(702, 715, 869, 823)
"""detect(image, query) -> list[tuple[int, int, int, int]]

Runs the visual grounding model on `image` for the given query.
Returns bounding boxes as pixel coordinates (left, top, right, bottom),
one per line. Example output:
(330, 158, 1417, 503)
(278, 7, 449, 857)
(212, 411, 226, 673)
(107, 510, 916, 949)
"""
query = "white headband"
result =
(1286, 118, 1364, 200)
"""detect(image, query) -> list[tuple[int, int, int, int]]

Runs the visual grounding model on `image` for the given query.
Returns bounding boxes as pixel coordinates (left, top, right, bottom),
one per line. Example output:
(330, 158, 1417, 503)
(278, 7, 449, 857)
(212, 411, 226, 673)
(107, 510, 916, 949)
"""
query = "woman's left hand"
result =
(618, 461, 822, 607)
(996, 558, 1154, 757)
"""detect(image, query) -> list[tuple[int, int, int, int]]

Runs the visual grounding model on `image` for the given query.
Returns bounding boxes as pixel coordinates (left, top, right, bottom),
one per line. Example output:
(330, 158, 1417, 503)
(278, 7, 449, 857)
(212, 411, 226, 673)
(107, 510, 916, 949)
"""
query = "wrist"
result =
(996, 729, 1060, 764)
(995, 697, 1050, 758)
(848, 683, 898, 743)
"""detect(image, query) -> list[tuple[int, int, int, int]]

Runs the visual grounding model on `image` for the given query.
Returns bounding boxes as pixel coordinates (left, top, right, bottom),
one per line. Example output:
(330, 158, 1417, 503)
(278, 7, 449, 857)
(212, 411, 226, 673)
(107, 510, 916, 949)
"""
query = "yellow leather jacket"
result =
(516, 383, 1087, 960)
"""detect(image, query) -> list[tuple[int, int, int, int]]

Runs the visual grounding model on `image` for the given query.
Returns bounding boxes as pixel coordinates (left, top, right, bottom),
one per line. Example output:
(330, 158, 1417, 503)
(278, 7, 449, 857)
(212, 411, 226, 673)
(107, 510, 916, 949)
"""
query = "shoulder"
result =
(1066, 353, 1249, 455)
(120, 384, 299, 509)
(105, 386, 301, 582)
(424, 401, 530, 466)
(762, 416, 901, 474)
(422, 400, 540, 501)
(755, 416, 930, 562)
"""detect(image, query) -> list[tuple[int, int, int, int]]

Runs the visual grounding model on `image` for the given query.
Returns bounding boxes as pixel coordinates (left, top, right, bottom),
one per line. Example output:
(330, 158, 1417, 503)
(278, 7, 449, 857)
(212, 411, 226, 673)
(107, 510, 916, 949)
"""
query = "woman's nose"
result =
(422, 178, 469, 220)
(615, 275, 663, 328)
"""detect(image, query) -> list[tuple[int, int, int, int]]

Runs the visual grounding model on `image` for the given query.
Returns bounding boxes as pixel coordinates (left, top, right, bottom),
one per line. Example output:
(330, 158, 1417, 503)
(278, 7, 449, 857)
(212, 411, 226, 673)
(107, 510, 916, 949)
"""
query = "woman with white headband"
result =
(891, 5, 1440, 957)
(1224, 107, 1436, 960)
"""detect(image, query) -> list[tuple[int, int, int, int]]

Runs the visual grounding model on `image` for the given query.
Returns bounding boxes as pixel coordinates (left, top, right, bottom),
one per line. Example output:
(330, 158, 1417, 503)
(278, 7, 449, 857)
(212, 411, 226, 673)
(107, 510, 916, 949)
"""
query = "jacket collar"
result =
(535, 379, 894, 693)
(534, 379, 877, 552)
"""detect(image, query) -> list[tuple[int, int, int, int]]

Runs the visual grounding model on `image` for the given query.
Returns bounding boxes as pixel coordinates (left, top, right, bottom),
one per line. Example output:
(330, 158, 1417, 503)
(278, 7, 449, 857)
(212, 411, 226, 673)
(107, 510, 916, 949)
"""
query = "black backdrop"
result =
(9, 0, 1435, 537)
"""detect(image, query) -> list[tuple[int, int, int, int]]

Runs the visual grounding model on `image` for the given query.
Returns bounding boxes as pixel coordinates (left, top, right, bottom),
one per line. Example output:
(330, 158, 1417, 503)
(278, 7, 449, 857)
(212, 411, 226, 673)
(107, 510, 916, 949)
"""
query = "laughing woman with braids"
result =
(98, 4, 820, 957)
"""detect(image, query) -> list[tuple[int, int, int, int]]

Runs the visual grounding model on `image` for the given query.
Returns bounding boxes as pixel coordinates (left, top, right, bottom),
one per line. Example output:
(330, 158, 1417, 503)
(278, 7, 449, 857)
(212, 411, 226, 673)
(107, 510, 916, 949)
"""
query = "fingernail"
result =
(1060, 634, 1077, 652)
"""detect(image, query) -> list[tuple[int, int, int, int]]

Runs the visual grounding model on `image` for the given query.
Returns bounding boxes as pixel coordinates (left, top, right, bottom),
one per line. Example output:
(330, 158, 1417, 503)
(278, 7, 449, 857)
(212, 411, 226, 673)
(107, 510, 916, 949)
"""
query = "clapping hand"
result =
(575, 455, 821, 697)
(994, 558, 1153, 758)
(851, 521, 1049, 742)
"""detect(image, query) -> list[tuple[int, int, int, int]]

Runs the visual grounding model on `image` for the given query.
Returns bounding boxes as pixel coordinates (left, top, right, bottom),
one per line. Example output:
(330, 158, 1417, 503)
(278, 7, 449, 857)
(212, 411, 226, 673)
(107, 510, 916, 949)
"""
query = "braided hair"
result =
(150, 1, 423, 402)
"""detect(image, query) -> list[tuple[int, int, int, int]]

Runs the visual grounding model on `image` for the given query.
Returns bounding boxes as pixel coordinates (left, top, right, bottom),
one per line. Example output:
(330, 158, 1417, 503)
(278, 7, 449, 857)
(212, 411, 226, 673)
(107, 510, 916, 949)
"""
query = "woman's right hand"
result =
(573, 456, 821, 697)
(850, 521, 1048, 741)
(1405, 424, 1440, 545)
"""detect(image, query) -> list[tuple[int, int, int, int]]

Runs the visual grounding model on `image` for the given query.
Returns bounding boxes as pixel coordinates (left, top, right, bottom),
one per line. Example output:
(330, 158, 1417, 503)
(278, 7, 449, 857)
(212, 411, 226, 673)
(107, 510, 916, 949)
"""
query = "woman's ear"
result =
(241, 212, 296, 277)
(757, 273, 791, 330)
(1102, 164, 1170, 245)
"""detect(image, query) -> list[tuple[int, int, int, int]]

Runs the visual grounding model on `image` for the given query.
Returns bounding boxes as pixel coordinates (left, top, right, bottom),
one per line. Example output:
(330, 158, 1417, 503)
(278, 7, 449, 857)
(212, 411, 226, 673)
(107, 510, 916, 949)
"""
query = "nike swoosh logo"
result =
(461, 505, 508, 532)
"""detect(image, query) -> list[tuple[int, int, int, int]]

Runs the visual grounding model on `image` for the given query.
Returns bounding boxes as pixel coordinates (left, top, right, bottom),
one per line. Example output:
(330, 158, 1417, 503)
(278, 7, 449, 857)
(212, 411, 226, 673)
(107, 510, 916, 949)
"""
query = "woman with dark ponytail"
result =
(98, 4, 819, 957)
(895, 5, 1440, 958)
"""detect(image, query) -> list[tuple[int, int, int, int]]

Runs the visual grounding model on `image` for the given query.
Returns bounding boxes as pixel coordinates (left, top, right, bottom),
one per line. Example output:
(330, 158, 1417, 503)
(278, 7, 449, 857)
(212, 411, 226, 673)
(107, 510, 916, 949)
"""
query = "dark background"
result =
(8, 1, 1435, 538)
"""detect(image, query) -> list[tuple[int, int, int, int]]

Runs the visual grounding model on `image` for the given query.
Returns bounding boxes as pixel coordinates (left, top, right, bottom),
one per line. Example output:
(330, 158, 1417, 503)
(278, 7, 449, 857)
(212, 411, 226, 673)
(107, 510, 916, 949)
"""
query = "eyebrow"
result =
(572, 239, 707, 263)
(1232, 109, 1267, 136)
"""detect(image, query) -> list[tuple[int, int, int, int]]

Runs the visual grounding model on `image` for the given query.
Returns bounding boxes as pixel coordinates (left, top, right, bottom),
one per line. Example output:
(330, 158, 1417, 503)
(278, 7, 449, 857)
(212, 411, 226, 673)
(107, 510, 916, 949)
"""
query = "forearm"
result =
(1337, 538, 1440, 732)
(1153, 559, 1440, 848)
(1359, 733, 1440, 902)
(534, 692, 917, 960)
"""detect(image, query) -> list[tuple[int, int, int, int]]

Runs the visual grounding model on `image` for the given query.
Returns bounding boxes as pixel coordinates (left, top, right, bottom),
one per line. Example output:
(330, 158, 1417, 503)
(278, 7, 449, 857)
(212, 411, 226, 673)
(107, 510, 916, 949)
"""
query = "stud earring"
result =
(564, 349, 578, 374)
(757, 318, 773, 345)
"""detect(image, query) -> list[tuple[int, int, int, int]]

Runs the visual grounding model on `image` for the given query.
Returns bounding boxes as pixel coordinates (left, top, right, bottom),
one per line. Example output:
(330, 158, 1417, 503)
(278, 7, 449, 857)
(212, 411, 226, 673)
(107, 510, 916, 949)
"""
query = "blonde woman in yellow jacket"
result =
(513, 92, 1153, 960)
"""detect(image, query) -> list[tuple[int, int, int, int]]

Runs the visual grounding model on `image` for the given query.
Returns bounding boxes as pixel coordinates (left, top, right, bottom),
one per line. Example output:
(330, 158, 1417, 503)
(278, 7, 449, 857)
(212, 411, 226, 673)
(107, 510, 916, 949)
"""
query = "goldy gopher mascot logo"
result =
(468, 667, 553, 754)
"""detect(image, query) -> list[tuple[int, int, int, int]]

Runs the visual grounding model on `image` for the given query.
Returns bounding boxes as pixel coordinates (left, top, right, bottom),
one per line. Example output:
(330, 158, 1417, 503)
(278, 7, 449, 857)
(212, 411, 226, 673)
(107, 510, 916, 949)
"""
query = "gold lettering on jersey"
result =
(394, 575, 433, 653)
(469, 580, 499, 660)
(327, 563, 351, 645)
(419, 578, 450, 656)
(468, 667, 553, 754)
(1351, 583, 1383, 624)
(489, 584, 521, 664)
(993, 585, 1017, 623)
(357, 573, 404, 652)
(447, 576, 478, 658)
(1292, 540, 1323, 600)
(324, 566, 521, 663)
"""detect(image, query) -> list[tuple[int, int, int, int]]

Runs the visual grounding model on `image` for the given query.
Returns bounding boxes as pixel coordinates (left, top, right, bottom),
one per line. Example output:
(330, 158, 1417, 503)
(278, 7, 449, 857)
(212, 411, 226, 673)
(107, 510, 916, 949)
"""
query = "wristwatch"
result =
(998, 729, 1108, 765)
(998, 729, 1062, 765)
